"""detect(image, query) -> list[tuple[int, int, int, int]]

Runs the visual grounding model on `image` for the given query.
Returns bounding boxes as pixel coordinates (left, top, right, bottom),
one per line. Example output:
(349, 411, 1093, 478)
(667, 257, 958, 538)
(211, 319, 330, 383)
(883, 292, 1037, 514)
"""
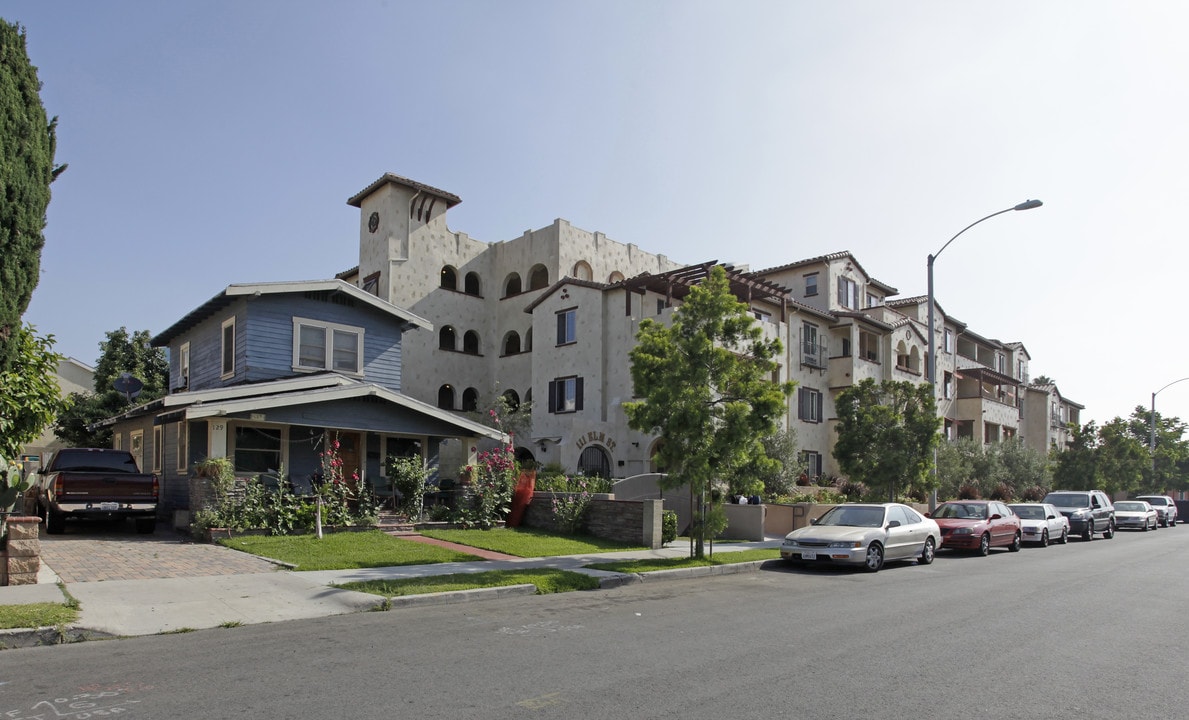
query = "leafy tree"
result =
(1031, 375, 1054, 386)
(0, 21, 66, 371)
(625, 266, 793, 558)
(1124, 405, 1189, 494)
(833, 378, 940, 502)
(751, 428, 799, 498)
(986, 438, 1051, 497)
(935, 437, 986, 500)
(1051, 421, 1098, 490)
(0, 324, 63, 461)
(1096, 417, 1147, 497)
(54, 327, 168, 447)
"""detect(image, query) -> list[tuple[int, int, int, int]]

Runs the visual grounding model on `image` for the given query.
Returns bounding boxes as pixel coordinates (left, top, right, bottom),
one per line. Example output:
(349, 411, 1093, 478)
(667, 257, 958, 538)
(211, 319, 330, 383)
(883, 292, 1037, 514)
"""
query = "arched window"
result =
(608, 271, 625, 283)
(572, 261, 593, 281)
(503, 273, 522, 298)
(463, 330, 480, 355)
(502, 389, 520, 411)
(439, 326, 457, 351)
(502, 332, 521, 356)
(896, 341, 910, 370)
(648, 438, 664, 474)
(462, 387, 479, 411)
(464, 272, 481, 296)
(440, 266, 458, 291)
(909, 346, 922, 373)
(437, 385, 455, 410)
(525, 328, 533, 352)
(528, 265, 549, 291)
(578, 445, 612, 479)
(525, 387, 532, 405)
(515, 446, 537, 467)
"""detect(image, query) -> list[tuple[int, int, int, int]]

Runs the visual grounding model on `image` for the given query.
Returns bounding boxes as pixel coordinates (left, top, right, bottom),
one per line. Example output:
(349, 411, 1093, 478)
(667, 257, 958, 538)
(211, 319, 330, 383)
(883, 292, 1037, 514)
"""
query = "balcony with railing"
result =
(801, 340, 828, 369)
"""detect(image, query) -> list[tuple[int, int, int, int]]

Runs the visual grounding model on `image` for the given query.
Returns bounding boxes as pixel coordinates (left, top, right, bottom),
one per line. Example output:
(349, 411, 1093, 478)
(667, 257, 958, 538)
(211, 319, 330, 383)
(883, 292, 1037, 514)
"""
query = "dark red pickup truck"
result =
(36, 448, 159, 534)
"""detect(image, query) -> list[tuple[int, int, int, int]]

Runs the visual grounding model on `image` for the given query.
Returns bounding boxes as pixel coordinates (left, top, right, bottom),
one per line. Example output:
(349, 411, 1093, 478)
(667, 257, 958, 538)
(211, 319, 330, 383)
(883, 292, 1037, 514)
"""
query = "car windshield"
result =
(1140, 497, 1169, 506)
(933, 503, 987, 520)
(816, 506, 886, 528)
(1011, 506, 1045, 520)
(1115, 502, 1146, 511)
(1045, 493, 1088, 507)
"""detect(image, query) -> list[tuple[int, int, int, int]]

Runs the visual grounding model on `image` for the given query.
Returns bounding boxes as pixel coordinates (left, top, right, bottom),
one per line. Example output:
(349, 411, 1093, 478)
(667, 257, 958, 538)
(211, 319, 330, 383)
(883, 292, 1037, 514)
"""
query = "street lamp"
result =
(1150, 377, 1189, 473)
(926, 199, 1043, 507)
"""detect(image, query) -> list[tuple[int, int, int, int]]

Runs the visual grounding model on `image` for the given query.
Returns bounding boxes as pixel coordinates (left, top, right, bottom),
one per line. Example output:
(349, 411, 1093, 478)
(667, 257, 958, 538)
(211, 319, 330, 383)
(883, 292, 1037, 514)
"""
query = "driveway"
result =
(37, 520, 281, 583)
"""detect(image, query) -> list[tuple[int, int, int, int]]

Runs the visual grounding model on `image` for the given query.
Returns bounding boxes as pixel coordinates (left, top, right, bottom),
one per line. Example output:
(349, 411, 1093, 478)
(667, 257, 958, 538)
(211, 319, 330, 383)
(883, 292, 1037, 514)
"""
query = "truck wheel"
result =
(1104, 521, 1115, 539)
(135, 518, 157, 534)
(46, 508, 66, 535)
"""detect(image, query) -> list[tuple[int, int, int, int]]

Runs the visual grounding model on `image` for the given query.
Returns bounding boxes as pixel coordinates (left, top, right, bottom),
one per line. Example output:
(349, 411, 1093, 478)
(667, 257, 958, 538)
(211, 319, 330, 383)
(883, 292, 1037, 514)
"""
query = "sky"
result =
(7, 1, 1188, 427)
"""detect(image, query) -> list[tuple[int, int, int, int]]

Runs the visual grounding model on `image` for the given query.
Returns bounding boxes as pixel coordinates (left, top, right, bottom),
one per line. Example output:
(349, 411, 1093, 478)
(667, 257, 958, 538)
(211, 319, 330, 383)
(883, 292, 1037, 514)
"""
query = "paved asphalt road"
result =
(3, 525, 1187, 719)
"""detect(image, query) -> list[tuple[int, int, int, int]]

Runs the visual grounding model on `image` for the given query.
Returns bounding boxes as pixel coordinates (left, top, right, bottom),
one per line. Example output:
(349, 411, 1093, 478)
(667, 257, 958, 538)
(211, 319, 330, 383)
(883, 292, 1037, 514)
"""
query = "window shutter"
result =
(557, 313, 566, 345)
(548, 380, 557, 413)
(814, 391, 822, 422)
(575, 377, 584, 411)
(798, 388, 807, 420)
(836, 280, 845, 307)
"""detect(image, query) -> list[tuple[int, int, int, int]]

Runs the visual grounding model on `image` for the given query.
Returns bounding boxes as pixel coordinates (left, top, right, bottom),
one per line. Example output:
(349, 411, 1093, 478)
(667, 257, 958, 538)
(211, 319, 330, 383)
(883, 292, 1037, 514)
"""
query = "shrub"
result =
(839, 479, 867, 501)
(988, 482, 1014, 502)
(1018, 485, 1047, 501)
(661, 510, 678, 545)
(550, 477, 594, 535)
(957, 483, 981, 499)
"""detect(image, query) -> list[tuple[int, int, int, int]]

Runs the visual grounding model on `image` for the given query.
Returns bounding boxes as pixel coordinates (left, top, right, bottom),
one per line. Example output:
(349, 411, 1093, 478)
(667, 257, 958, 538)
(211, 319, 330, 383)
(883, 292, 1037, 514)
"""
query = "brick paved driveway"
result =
(38, 520, 281, 583)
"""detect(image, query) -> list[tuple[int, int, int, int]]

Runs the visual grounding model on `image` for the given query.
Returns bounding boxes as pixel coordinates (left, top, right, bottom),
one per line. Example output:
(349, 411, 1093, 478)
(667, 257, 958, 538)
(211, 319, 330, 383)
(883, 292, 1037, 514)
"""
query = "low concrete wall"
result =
(1, 516, 41, 586)
(722, 503, 766, 541)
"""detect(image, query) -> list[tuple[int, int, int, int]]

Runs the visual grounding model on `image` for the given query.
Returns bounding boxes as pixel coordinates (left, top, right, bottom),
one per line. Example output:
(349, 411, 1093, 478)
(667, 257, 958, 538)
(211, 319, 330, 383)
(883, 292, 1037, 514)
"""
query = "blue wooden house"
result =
(102, 279, 505, 520)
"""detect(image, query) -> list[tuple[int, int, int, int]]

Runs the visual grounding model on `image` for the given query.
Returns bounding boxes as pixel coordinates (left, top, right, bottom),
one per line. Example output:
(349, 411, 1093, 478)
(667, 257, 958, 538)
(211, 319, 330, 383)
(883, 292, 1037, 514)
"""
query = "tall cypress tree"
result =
(0, 20, 66, 370)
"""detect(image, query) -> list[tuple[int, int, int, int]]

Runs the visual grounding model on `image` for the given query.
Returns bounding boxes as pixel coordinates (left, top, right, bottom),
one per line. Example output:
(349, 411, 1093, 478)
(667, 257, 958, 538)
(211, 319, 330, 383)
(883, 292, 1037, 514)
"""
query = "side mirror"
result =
(809, 517, 818, 526)
(990, 513, 1002, 520)
(886, 520, 901, 528)
(1047, 514, 1057, 520)
(924, 512, 932, 518)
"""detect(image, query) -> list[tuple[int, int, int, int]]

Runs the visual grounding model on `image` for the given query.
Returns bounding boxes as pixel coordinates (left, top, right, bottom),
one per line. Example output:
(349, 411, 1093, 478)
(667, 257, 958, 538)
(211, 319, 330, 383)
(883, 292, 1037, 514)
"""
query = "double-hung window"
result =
(221, 317, 236, 378)
(556, 308, 577, 345)
(802, 451, 822, 479)
(798, 387, 823, 423)
(293, 317, 364, 374)
(837, 278, 858, 310)
(805, 273, 818, 297)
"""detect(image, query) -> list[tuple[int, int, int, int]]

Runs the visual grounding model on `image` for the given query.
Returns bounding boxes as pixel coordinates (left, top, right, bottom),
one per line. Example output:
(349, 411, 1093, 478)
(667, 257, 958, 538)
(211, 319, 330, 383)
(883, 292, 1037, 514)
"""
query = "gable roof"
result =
(347, 173, 462, 209)
(152, 279, 432, 346)
(751, 251, 899, 295)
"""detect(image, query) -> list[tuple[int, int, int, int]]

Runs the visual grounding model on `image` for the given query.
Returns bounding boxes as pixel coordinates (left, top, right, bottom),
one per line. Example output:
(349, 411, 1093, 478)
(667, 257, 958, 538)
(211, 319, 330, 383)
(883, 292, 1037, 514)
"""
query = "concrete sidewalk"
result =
(1, 539, 782, 644)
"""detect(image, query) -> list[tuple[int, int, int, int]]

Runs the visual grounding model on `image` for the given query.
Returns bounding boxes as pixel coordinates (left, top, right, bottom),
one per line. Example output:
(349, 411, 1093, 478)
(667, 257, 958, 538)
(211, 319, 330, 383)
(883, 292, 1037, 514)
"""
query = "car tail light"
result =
(152, 474, 159, 500)
(53, 475, 63, 497)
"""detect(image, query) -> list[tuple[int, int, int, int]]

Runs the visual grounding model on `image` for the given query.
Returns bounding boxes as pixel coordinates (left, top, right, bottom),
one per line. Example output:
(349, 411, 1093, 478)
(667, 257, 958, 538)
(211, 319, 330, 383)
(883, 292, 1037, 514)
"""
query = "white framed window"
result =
(944, 371, 954, 400)
(221, 317, 236, 379)
(232, 424, 283, 474)
(152, 426, 163, 473)
(798, 388, 823, 423)
(179, 342, 190, 388)
(804, 273, 818, 297)
(130, 429, 144, 472)
(837, 277, 858, 310)
(944, 329, 953, 354)
(866, 292, 882, 308)
(802, 450, 822, 479)
(292, 317, 364, 374)
(176, 421, 189, 473)
(859, 330, 879, 362)
(556, 308, 577, 345)
(113, 432, 123, 451)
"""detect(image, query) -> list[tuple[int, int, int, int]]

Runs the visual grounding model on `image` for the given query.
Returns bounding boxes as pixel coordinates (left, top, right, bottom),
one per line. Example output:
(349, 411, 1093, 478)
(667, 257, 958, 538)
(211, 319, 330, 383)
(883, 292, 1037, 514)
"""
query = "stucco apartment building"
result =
(339, 173, 1083, 482)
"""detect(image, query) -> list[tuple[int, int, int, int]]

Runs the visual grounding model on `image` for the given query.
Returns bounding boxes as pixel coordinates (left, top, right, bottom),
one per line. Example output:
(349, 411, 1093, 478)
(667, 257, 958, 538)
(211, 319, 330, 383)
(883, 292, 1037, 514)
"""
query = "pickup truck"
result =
(36, 448, 159, 534)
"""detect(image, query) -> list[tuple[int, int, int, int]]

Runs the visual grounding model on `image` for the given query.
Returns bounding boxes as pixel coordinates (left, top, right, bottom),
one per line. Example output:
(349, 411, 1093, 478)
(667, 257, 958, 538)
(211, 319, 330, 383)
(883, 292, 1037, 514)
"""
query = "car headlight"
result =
(1071, 510, 1087, 518)
(828, 541, 862, 548)
(952, 527, 974, 535)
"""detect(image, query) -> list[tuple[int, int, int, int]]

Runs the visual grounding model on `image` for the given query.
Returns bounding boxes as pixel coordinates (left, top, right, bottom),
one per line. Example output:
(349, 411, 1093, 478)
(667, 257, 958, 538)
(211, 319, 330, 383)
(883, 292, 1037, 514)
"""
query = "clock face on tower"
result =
(368, 212, 380, 233)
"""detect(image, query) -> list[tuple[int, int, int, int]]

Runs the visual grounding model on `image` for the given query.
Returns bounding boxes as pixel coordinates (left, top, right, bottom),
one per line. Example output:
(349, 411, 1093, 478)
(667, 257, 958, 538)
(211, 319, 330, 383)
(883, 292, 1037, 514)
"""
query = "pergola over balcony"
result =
(955, 365, 1021, 407)
(622, 261, 793, 320)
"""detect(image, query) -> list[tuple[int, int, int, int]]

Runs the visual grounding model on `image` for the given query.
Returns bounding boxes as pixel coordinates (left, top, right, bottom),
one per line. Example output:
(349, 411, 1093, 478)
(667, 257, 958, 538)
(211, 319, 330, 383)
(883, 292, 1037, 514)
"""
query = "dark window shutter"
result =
(557, 314, 566, 344)
(548, 380, 557, 413)
(575, 377, 584, 411)
(798, 388, 807, 420)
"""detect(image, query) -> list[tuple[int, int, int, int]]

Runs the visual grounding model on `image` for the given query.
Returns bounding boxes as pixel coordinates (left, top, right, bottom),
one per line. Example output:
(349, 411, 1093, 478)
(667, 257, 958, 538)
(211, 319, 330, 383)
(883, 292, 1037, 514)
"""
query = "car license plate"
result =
(99, 502, 119, 511)
(800, 551, 817, 560)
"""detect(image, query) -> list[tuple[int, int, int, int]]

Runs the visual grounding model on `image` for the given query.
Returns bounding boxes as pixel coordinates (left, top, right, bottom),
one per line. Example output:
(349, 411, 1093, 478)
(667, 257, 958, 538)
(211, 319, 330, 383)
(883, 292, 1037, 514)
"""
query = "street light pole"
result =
(1150, 377, 1189, 474)
(926, 199, 1042, 508)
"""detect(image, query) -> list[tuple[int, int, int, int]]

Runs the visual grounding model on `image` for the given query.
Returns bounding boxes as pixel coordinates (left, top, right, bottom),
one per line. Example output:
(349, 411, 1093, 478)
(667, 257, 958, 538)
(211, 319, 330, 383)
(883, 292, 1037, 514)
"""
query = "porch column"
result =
(208, 420, 229, 458)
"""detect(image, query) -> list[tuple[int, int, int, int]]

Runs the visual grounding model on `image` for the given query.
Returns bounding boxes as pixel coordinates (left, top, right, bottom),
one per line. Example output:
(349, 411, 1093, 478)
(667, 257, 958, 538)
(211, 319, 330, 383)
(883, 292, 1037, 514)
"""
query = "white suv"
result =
(1135, 495, 1178, 528)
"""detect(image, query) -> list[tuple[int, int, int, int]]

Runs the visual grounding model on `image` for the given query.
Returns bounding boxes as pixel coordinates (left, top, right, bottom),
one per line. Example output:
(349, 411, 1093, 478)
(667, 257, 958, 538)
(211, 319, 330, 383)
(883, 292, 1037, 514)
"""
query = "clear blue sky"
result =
(9, 1, 1187, 427)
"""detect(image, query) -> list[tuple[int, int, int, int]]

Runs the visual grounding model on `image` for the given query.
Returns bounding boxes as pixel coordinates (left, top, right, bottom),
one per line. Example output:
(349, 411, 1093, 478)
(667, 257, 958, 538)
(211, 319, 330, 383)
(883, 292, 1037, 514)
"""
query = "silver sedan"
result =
(1009, 502, 1070, 546)
(781, 502, 941, 572)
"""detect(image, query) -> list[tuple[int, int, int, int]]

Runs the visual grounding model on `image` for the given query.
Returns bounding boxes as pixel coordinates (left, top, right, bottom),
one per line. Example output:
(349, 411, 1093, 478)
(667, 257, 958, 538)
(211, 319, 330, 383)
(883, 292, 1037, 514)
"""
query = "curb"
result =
(382, 583, 538, 609)
(0, 625, 116, 650)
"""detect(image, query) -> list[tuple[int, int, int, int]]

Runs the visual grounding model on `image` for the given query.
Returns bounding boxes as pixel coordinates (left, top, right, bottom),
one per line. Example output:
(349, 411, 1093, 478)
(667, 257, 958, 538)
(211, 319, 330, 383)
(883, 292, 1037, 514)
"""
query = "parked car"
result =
(1134, 495, 1178, 527)
(928, 500, 1022, 555)
(1113, 500, 1158, 531)
(35, 448, 159, 534)
(1042, 490, 1114, 540)
(780, 502, 940, 573)
(1009, 502, 1069, 546)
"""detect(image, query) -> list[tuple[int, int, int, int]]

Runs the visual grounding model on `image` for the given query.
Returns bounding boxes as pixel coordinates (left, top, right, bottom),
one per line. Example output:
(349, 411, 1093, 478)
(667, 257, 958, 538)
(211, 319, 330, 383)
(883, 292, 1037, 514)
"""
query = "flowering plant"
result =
(455, 410, 517, 529)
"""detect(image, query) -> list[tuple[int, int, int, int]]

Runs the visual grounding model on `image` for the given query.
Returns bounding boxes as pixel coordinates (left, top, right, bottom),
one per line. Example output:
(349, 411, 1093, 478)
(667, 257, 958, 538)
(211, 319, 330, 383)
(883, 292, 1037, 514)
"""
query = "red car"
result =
(928, 500, 1022, 555)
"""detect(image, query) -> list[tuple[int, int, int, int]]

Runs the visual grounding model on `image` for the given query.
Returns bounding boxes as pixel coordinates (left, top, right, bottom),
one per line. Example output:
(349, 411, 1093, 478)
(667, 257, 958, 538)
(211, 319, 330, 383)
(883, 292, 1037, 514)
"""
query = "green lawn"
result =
(418, 527, 645, 557)
(0, 602, 78, 630)
(218, 531, 476, 570)
(338, 568, 600, 598)
(585, 548, 780, 573)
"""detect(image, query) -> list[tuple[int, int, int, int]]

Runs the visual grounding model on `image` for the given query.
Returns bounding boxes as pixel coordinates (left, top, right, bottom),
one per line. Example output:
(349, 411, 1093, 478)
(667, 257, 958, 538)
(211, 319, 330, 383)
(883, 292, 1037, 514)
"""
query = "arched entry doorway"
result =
(577, 445, 612, 479)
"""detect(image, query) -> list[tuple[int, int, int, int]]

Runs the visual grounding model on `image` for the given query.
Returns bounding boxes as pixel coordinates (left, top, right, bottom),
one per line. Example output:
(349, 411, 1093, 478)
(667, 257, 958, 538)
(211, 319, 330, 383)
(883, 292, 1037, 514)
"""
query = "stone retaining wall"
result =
(523, 492, 663, 548)
(1, 516, 41, 586)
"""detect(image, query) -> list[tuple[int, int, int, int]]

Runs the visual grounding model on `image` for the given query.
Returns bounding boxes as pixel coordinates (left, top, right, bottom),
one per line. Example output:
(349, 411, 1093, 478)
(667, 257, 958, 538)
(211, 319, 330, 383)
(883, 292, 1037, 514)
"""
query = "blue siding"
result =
(166, 292, 405, 391)
(223, 397, 463, 436)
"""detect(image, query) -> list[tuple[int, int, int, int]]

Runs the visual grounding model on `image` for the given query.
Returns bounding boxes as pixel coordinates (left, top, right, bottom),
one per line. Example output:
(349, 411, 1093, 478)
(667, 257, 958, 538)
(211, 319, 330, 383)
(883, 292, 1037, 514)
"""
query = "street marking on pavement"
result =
(497, 620, 583, 635)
